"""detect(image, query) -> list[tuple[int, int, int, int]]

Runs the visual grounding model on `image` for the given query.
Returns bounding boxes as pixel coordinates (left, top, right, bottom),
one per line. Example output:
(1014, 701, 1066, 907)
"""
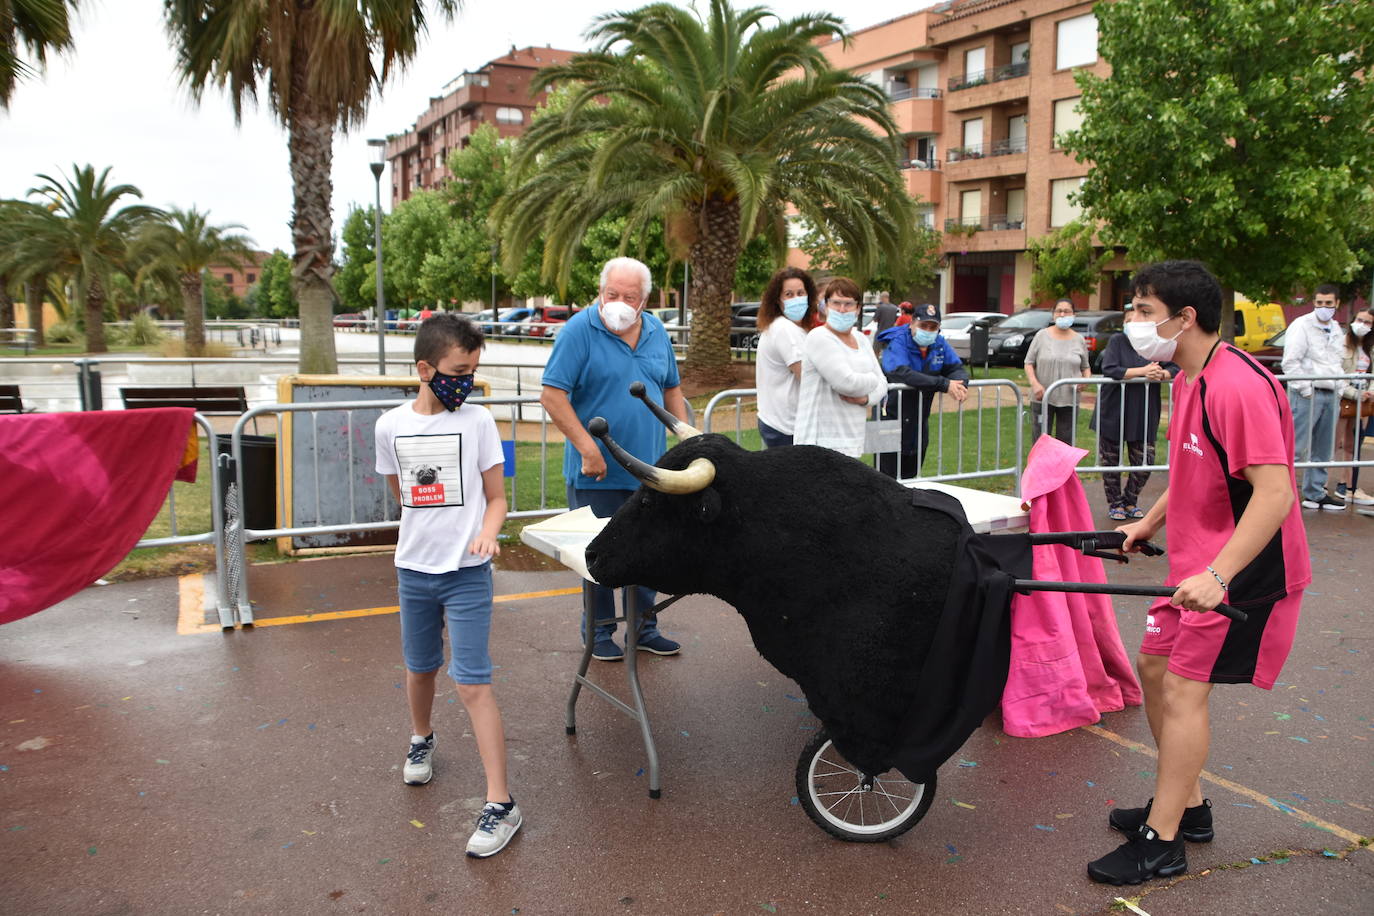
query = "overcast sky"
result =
(1, 0, 928, 254)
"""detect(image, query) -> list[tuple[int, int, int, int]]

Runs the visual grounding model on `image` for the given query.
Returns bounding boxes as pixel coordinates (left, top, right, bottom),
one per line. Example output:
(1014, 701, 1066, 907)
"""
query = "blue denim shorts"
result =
(396, 563, 495, 684)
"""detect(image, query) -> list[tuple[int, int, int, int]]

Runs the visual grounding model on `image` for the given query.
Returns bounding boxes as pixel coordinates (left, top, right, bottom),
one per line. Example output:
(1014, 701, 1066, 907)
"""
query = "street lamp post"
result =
(368, 139, 387, 375)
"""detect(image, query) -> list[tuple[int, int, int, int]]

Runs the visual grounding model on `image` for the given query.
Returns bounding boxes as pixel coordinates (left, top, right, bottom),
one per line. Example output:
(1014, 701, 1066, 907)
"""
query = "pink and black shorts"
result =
(1138, 589, 1304, 690)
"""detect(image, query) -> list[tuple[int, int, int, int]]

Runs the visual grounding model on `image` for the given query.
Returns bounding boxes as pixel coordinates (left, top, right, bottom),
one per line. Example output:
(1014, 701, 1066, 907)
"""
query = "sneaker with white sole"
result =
(1317, 493, 1346, 512)
(403, 733, 435, 785)
(466, 800, 522, 858)
(1352, 489, 1374, 506)
(1301, 497, 1321, 509)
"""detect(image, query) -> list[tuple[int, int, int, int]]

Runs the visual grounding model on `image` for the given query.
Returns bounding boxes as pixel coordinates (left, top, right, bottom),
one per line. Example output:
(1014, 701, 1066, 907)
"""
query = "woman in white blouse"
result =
(755, 267, 818, 448)
(794, 276, 889, 457)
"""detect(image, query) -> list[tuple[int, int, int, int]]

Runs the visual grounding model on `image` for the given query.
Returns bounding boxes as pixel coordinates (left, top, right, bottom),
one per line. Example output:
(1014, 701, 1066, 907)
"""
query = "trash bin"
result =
(216, 434, 277, 531)
(969, 322, 990, 366)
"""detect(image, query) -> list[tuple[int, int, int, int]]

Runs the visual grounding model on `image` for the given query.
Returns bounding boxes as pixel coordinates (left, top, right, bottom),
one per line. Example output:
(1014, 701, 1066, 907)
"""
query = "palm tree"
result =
(1, 0, 79, 108)
(494, 0, 916, 380)
(135, 207, 256, 356)
(164, 0, 458, 375)
(0, 198, 60, 347)
(22, 165, 161, 353)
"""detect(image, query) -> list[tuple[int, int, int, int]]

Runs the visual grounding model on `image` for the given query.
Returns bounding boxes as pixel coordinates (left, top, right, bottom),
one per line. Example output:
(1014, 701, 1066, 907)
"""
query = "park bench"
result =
(120, 385, 249, 416)
(0, 384, 34, 413)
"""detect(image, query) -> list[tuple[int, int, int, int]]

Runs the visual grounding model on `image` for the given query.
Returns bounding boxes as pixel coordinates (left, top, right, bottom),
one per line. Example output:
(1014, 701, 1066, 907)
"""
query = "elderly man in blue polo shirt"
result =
(541, 256, 689, 661)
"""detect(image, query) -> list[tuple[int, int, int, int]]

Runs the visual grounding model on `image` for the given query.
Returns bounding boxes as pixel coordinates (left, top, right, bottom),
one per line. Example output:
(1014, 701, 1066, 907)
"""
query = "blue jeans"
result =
(1289, 387, 1338, 501)
(757, 419, 794, 449)
(396, 563, 495, 684)
(566, 485, 660, 645)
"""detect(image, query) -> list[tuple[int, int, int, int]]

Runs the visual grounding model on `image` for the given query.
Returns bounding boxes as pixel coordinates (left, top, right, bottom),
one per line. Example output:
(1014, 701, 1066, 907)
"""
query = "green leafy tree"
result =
(1063, 0, 1374, 329)
(1025, 220, 1109, 302)
(166, 0, 458, 374)
(382, 190, 451, 307)
(203, 273, 249, 319)
(134, 207, 256, 355)
(495, 0, 915, 381)
(0, 198, 62, 346)
(19, 165, 161, 352)
(797, 221, 942, 295)
(335, 204, 388, 313)
(253, 249, 298, 318)
(1, 0, 79, 108)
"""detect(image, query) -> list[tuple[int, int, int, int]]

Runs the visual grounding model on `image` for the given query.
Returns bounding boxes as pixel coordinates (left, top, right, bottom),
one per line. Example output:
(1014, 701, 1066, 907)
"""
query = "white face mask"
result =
(1352, 321, 1372, 338)
(1124, 313, 1184, 362)
(1054, 316, 1075, 329)
(1314, 306, 1337, 323)
(600, 300, 640, 333)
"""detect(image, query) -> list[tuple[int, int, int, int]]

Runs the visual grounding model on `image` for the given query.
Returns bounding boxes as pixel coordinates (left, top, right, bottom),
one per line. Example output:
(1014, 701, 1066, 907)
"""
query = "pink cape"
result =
(0, 408, 197, 624)
(1000, 435, 1142, 737)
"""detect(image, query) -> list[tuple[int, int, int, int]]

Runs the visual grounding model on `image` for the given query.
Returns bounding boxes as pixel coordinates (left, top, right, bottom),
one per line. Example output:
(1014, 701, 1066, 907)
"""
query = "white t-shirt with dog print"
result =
(375, 400, 505, 573)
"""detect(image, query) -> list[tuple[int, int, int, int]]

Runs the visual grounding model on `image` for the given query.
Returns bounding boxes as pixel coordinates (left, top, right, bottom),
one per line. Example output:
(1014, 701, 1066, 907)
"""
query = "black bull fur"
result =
(586, 433, 975, 779)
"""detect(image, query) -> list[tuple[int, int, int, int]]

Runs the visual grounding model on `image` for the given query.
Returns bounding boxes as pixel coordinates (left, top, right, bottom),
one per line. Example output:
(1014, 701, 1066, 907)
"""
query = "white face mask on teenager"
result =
(1124, 312, 1185, 362)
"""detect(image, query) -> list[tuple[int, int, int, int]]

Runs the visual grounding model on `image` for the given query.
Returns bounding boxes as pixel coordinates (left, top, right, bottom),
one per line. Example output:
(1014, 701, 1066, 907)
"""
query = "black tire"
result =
(794, 729, 936, 842)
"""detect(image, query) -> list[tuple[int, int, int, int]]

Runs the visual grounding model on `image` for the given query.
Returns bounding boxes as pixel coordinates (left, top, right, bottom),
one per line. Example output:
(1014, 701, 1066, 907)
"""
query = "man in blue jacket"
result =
(875, 303, 970, 479)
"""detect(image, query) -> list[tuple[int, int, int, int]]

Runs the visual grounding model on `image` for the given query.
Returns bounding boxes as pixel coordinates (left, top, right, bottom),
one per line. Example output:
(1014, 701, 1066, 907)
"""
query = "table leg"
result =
(565, 580, 597, 735)
(624, 586, 661, 799)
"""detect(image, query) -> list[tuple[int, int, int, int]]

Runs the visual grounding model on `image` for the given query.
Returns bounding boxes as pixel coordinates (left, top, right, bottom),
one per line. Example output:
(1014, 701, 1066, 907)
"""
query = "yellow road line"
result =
(183, 584, 584, 631)
(1083, 724, 1368, 846)
(176, 574, 221, 635)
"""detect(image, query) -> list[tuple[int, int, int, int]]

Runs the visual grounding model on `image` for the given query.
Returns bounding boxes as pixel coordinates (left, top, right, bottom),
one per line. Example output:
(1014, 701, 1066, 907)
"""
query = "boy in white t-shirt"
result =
(373, 313, 518, 858)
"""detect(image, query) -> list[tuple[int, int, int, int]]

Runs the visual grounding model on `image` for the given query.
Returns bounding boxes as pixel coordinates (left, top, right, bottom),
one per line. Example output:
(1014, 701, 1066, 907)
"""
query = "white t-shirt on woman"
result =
(756, 318, 809, 434)
(794, 327, 889, 457)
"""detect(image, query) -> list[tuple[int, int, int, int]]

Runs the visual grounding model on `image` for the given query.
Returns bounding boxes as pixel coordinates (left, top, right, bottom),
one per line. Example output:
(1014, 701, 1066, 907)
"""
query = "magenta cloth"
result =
(0, 408, 197, 624)
(1000, 435, 1143, 737)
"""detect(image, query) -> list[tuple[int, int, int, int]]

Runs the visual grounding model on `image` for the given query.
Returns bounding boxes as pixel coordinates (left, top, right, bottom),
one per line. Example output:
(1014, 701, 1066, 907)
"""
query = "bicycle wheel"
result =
(795, 729, 936, 842)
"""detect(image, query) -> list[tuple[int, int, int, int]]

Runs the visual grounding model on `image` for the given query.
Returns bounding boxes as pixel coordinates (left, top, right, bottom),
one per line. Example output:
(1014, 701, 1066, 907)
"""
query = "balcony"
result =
(945, 136, 1028, 163)
(891, 93, 943, 135)
(948, 60, 1029, 93)
(887, 86, 942, 101)
(943, 215, 1026, 253)
(900, 159, 941, 204)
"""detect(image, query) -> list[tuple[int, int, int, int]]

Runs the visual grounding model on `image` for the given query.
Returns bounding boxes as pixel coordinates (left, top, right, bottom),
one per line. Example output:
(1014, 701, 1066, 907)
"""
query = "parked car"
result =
(1234, 300, 1287, 352)
(730, 302, 761, 348)
(332, 312, 366, 329)
(470, 308, 499, 332)
(940, 311, 1007, 359)
(986, 309, 1055, 365)
(527, 305, 574, 338)
(498, 307, 535, 335)
(1069, 310, 1126, 371)
(1252, 327, 1286, 374)
(646, 307, 688, 326)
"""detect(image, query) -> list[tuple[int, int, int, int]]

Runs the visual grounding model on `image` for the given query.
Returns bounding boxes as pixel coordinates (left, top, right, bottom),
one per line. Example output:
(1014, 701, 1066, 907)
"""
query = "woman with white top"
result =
(794, 276, 889, 457)
(754, 267, 818, 448)
(1025, 298, 1090, 444)
(1334, 307, 1374, 506)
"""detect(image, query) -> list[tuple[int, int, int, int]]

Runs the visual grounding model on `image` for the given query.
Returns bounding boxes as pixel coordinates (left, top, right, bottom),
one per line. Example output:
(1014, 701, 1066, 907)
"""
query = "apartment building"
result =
(385, 45, 579, 207)
(208, 250, 272, 299)
(817, 0, 1130, 313)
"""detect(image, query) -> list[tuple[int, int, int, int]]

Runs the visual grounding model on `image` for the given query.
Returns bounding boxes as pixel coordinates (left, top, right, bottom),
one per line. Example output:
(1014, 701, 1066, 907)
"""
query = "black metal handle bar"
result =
(1025, 530, 1164, 562)
(1011, 580, 1248, 623)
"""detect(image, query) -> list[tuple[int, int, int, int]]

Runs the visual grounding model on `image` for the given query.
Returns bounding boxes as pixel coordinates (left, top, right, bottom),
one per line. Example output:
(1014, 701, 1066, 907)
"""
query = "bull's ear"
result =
(693, 488, 721, 524)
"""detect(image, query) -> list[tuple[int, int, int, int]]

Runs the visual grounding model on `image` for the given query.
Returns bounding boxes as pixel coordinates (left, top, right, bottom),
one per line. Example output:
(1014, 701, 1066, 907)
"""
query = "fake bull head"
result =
(587, 381, 716, 495)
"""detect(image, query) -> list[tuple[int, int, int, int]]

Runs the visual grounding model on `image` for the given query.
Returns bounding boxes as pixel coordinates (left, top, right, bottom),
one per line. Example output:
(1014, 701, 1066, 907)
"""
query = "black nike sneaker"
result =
(1109, 797, 1214, 842)
(1088, 824, 1188, 885)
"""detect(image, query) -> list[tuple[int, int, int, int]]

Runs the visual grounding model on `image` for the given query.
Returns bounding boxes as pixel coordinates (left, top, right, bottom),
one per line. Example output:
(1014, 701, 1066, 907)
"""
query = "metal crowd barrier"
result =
(702, 378, 1027, 488)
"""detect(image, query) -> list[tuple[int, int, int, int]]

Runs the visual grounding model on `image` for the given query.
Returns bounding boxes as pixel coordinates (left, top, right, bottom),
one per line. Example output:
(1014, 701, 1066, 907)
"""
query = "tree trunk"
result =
(683, 194, 742, 386)
(182, 272, 206, 357)
(1219, 285, 1235, 343)
(85, 274, 108, 353)
(287, 47, 339, 376)
(25, 277, 46, 347)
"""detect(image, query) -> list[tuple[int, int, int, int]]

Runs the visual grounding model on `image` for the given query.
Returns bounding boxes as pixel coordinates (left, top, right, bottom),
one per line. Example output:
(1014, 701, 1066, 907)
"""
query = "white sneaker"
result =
(466, 801, 522, 858)
(1353, 489, 1374, 506)
(1301, 498, 1321, 510)
(403, 733, 435, 785)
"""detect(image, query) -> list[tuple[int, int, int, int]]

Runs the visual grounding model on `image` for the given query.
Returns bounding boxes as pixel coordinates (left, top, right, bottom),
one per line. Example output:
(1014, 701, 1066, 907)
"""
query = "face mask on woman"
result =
(1054, 316, 1075, 330)
(825, 308, 857, 333)
(912, 328, 938, 347)
(1352, 320, 1372, 338)
(782, 295, 809, 322)
(1124, 313, 1184, 362)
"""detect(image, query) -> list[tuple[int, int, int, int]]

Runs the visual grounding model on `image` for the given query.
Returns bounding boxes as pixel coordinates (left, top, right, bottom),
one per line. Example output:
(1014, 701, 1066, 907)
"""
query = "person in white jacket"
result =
(794, 276, 889, 457)
(1281, 284, 1347, 510)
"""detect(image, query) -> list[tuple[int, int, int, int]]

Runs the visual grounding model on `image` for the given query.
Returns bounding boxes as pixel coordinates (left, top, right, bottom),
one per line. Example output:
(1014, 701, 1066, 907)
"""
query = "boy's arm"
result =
(1119, 488, 1168, 551)
(1170, 463, 1294, 613)
(384, 474, 401, 505)
(468, 464, 508, 558)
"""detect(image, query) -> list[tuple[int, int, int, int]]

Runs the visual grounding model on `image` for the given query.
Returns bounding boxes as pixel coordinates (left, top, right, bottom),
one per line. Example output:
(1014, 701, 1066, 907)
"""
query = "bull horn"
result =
(629, 381, 701, 438)
(588, 417, 715, 494)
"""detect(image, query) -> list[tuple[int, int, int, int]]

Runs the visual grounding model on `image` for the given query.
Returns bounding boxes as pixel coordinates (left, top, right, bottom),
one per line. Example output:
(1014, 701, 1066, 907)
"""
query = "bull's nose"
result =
(583, 546, 598, 570)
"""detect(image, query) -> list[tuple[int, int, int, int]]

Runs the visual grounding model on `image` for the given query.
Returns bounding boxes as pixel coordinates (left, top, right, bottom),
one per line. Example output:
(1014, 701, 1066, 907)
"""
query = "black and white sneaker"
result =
(1317, 493, 1346, 512)
(403, 733, 435, 785)
(1088, 824, 1187, 885)
(466, 800, 522, 858)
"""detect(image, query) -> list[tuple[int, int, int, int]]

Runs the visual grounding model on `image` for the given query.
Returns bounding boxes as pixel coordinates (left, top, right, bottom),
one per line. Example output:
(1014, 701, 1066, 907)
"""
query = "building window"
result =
(1053, 97, 1084, 147)
(1050, 177, 1086, 227)
(1005, 189, 1025, 227)
(495, 107, 523, 124)
(246, 273, 256, 284)
(960, 189, 982, 226)
(964, 46, 986, 81)
(1056, 13, 1098, 70)
(1010, 41, 1030, 65)
(223, 273, 234, 284)
(916, 205, 936, 229)
(960, 117, 984, 157)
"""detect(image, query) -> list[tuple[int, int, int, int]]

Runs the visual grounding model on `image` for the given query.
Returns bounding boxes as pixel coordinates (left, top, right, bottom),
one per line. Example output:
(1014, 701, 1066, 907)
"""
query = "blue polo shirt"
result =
(542, 306, 681, 490)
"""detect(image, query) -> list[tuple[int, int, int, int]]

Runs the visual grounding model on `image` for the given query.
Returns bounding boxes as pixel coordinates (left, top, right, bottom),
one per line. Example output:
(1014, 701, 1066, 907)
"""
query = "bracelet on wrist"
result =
(1205, 565, 1228, 591)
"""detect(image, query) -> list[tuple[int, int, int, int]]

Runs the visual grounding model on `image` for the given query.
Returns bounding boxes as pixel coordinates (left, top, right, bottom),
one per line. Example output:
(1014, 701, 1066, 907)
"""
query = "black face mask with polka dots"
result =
(428, 370, 475, 411)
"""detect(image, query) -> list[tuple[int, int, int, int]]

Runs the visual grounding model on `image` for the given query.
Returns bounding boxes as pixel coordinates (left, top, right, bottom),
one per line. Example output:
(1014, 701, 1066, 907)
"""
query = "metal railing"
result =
(947, 136, 1027, 162)
(948, 60, 1029, 92)
(987, 213, 1026, 231)
(887, 85, 942, 101)
(900, 156, 940, 170)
